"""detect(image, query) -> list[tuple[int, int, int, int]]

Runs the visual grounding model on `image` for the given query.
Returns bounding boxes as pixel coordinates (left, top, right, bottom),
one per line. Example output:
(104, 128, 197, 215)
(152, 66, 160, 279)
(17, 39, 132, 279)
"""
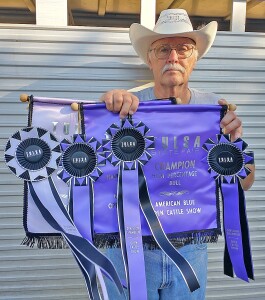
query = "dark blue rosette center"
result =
(62, 143, 97, 178)
(112, 128, 145, 161)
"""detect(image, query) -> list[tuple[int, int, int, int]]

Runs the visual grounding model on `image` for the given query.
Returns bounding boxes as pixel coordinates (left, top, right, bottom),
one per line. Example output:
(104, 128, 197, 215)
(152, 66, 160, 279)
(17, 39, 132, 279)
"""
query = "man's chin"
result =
(162, 79, 184, 87)
(163, 69, 183, 74)
(162, 73, 183, 83)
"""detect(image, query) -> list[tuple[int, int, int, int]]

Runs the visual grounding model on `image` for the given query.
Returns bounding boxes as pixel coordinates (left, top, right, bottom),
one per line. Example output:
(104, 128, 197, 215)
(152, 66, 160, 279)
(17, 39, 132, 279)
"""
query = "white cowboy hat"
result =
(129, 9, 218, 65)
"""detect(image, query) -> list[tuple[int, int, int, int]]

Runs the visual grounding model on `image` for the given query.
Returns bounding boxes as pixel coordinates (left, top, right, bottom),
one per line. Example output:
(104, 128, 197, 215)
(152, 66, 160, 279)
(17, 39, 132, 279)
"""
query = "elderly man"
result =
(100, 9, 255, 300)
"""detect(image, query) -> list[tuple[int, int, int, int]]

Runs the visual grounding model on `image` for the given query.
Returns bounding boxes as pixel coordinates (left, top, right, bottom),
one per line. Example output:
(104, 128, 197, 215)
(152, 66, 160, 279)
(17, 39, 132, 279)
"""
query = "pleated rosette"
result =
(58, 134, 105, 186)
(103, 118, 154, 169)
(202, 134, 254, 282)
(5, 127, 61, 181)
(57, 134, 105, 241)
(102, 117, 200, 299)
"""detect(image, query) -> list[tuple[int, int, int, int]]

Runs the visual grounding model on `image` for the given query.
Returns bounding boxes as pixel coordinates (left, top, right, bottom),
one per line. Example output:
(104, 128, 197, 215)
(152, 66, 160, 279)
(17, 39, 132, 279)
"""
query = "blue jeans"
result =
(103, 243, 208, 300)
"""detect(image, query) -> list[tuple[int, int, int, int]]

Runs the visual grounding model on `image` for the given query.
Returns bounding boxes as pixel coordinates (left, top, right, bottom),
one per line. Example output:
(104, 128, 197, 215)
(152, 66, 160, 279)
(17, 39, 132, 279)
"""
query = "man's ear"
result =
(147, 55, 153, 70)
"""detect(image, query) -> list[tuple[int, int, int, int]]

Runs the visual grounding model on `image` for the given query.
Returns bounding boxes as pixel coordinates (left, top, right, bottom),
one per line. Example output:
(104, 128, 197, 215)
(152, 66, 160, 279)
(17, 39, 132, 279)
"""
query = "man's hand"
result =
(100, 89, 140, 119)
(218, 99, 242, 142)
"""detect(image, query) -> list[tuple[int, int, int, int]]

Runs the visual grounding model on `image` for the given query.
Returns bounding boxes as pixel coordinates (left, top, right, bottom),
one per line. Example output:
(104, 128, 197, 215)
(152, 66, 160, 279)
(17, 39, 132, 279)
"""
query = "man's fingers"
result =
(221, 111, 242, 141)
(222, 118, 242, 134)
(119, 93, 134, 118)
(99, 89, 140, 117)
(119, 94, 140, 118)
(218, 100, 242, 141)
(128, 95, 139, 115)
(112, 91, 124, 113)
(218, 99, 228, 106)
(221, 111, 241, 130)
(223, 126, 242, 142)
(100, 91, 114, 111)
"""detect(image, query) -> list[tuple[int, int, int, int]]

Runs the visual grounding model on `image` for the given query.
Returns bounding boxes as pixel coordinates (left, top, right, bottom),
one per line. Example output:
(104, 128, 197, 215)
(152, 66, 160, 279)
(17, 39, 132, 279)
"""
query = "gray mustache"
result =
(162, 64, 185, 74)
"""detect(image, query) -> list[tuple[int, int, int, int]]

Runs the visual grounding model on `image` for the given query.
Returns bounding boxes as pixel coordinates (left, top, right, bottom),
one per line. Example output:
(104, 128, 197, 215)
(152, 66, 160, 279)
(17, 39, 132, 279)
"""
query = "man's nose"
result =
(167, 49, 179, 63)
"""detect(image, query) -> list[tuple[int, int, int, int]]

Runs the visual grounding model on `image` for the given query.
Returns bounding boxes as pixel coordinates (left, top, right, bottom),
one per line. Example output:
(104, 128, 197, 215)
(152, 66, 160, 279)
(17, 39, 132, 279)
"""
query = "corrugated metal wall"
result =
(0, 24, 264, 299)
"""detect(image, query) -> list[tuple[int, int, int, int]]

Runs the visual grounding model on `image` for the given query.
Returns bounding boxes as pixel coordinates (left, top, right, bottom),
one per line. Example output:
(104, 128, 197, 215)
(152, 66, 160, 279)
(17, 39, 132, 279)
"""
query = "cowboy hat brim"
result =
(129, 21, 218, 65)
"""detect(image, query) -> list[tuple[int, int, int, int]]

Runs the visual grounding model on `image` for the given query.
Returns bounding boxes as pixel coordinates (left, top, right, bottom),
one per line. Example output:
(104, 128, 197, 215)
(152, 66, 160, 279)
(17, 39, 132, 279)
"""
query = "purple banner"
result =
(83, 102, 223, 240)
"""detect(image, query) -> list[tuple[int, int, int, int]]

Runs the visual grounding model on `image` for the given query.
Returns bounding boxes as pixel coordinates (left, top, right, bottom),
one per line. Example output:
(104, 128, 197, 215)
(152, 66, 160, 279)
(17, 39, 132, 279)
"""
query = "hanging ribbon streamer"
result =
(4, 127, 124, 300)
(102, 117, 200, 298)
(138, 164, 200, 292)
(202, 134, 254, 281)
(58, 133, 110, 299)
(29, 178, 124, 299)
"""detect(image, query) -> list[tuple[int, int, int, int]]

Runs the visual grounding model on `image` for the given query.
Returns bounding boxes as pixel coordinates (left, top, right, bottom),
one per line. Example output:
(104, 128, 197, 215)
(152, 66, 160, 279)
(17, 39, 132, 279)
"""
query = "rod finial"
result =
(71, 102, 79, 111)
(228, 103, 237, 111)
(20, 94, 29, 102)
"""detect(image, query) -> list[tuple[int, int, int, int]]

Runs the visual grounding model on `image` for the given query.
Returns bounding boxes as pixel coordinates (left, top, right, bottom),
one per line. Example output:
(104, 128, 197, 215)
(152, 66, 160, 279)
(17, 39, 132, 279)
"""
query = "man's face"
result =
(147, 37, 197, 87)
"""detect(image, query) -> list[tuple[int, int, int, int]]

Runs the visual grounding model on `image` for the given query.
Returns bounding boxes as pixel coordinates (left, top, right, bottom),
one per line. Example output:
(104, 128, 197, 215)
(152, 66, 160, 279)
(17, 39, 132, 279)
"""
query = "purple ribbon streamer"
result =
(237, 181, 254, 279)
(71, 179, 110, 299)
(138, 164, 200, 292)
(29, 178, 124, 297)
(119, 166, 148, 300)
(72, 181, 93, 241)
(221, 182, 249, 281)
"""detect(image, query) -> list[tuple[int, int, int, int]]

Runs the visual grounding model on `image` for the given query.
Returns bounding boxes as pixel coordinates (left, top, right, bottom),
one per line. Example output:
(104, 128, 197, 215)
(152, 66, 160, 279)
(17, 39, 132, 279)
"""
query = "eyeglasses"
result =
(149, 44, 196, 60)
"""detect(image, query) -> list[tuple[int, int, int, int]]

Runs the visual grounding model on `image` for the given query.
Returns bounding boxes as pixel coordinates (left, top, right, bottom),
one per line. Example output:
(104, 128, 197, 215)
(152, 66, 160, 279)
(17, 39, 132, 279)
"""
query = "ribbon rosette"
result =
(103, 118, 154, 170)
(58, 134, 105, 185)
(5, 127, 61, 181)
(202, 134, 254, 282)
(102, 117, 200, 299)
(58, 134, 106, 239)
